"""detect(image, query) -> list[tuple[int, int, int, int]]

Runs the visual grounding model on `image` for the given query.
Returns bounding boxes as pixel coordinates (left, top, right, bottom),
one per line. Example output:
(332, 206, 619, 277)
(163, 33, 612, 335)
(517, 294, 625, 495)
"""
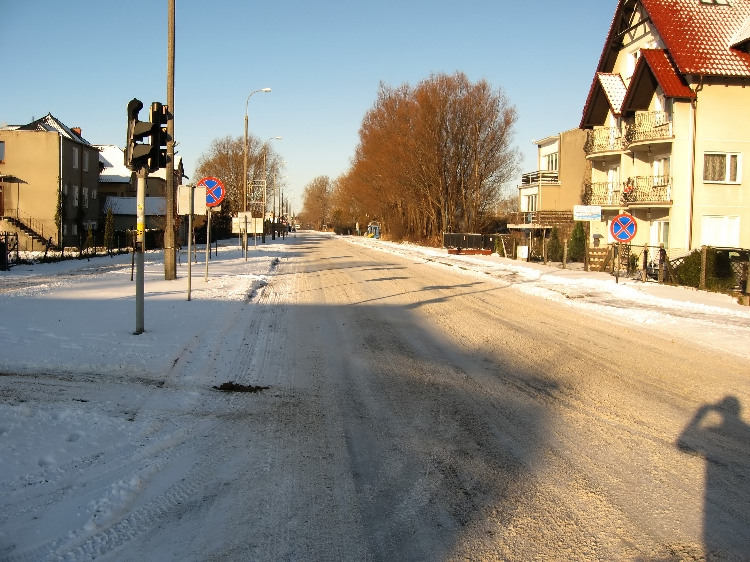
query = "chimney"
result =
(72, 127, 82, 137)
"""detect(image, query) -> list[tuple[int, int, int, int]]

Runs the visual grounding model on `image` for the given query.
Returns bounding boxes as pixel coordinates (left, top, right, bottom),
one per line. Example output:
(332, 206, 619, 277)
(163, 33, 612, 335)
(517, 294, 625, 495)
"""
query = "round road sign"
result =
(610, 213, 637, 243)
(199, 176, 225, 207)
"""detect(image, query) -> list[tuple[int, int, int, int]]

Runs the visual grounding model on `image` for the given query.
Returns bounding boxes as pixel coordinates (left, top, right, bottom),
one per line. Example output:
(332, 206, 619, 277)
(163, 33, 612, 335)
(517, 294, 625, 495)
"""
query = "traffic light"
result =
(148, 102, 172, 173)
(125, 99, 153, 171)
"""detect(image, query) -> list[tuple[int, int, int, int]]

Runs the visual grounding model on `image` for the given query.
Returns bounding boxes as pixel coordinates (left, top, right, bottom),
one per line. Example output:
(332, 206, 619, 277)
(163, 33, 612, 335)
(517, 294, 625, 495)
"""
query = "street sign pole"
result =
(135, 168, 147, 334)
(205, 208, 211, 282)
(187, 184, 194, 301)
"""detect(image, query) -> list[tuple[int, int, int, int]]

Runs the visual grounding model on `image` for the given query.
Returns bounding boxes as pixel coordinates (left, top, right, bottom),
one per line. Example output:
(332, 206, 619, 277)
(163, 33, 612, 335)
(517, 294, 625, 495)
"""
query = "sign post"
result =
(609, 213, 638, 283)
(198, 177, 225, 281)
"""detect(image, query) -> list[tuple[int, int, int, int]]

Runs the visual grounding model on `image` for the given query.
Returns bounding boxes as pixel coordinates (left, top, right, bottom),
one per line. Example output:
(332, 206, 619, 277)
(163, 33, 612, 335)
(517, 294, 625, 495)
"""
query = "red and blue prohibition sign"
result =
(610, 213, 637, 243)
(199, 176, 225, 208)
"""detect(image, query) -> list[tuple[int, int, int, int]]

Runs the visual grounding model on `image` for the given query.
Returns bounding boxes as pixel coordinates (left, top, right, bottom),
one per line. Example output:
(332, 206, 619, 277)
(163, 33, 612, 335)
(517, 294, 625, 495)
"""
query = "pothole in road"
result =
(212, 382, 270, 393)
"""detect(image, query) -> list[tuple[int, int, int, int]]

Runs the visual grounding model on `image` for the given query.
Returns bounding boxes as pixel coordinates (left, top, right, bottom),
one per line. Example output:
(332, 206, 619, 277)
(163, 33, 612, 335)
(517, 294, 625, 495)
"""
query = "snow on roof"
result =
(96, 145, 133, 184)
(597, 73, 628, 115)
(104, 196, 166, 216)
(17, 113, 91, 145)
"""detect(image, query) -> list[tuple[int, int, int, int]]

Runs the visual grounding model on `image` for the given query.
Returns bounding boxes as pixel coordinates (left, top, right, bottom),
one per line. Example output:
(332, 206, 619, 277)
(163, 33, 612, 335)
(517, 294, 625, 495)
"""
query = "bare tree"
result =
(339, 72, 520, 243)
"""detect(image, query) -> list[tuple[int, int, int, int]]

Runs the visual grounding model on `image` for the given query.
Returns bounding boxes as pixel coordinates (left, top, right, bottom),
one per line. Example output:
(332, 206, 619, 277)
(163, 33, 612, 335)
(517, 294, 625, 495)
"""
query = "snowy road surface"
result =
(1, 232, 749, 561)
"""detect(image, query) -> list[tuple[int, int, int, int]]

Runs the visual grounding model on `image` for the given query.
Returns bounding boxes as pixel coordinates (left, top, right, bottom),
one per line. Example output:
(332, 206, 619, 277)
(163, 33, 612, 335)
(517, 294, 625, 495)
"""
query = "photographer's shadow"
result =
(677, 396, 750, 560)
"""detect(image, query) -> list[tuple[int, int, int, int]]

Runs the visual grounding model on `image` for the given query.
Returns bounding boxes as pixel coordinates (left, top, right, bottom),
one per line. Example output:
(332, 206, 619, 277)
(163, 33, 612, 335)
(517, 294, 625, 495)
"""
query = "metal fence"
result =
(443, 233, 498, 251)
(622, 244, 749, 294)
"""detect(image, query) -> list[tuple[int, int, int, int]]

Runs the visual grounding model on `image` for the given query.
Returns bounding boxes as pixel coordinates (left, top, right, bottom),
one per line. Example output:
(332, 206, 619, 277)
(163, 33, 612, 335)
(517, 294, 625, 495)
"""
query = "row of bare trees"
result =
(194, 135, 285, 219)
(300, 72, 520, 243)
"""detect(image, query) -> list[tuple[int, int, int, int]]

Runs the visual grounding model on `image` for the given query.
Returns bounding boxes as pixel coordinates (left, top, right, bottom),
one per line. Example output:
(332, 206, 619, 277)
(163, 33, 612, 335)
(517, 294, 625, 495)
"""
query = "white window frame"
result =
(701, 215, 740, 247)
(72, 146, 79, 169)
(73, 185, 79, 207)
(703, 152, 741, 184)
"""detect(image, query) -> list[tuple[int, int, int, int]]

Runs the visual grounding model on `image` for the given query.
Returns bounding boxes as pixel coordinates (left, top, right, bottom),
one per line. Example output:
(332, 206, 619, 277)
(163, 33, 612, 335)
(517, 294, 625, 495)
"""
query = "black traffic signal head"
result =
(125, 98, 153, 171)
(148, 102, 172, 173)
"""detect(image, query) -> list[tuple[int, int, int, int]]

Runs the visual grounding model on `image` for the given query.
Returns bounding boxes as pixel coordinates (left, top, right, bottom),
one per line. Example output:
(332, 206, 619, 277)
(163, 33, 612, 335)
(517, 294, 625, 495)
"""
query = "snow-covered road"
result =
(1, 232, 749, 560)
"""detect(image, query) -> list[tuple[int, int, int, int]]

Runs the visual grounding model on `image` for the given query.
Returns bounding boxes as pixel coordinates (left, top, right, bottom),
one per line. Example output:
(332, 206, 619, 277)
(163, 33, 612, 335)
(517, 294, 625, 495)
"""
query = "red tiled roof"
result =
(642, 0, 750, 76)
(581, 0, 750, 127)
(639, 49, 696, 98)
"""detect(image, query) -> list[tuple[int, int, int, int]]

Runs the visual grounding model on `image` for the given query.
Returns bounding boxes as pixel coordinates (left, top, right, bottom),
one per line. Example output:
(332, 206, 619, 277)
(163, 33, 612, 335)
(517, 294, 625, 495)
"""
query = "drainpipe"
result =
(59, 133, 63, 246)
(687, 75, 704, 251)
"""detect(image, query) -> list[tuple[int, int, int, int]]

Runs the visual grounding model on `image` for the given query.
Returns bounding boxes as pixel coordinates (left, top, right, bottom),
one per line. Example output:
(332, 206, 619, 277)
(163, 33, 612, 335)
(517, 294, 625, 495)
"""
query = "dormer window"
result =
(701, 0, 730, 5)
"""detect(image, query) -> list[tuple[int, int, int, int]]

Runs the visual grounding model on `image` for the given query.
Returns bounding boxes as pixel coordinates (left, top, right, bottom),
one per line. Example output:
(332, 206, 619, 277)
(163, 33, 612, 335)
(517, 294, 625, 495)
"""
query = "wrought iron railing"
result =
(584, 127, 626, 154)
(626, 111, 673, 144)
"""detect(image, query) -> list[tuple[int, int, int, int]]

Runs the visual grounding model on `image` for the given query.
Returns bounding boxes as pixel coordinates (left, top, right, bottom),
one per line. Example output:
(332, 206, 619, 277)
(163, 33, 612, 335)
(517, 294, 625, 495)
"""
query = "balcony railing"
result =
(521, 170, 559, 185)
(585, 111, 674, 156)
(584, 127, 626, 155)
(626, 111, 673, 144)
(622, 175, 672, 204)
(584, 176, 672, 206)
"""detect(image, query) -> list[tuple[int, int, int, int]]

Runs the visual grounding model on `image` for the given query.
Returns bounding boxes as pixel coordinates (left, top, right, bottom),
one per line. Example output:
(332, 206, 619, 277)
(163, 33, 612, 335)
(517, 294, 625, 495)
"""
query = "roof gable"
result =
(18, 113, 91, 145)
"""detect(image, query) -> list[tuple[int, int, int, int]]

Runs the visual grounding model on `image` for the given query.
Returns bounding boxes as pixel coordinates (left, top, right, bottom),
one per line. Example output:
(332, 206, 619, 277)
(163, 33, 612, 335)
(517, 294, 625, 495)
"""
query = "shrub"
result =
(547, 228, 564, 262)
(569, 222, 586, 262)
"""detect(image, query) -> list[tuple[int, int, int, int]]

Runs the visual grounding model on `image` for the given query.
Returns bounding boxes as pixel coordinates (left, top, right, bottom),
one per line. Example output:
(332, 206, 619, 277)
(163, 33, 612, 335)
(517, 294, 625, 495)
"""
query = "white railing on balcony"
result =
(521, 170, 559, 185)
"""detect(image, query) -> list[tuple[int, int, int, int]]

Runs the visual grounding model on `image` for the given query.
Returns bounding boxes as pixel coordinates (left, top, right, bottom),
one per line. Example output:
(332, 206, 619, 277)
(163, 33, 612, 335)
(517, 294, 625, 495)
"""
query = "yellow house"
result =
(0, 114, 100, 249)
(580, 0, 750, 253)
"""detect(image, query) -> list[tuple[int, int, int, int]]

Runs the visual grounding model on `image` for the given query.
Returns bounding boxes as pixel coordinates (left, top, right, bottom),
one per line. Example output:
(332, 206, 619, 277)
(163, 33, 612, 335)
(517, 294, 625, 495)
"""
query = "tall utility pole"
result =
(164, 0, 177, 279)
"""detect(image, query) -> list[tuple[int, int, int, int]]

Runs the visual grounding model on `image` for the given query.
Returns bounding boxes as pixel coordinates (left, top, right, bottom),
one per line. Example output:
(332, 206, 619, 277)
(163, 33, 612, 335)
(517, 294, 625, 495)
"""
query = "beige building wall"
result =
(0, 128, 100, 247)
(691, 79, 750, 248)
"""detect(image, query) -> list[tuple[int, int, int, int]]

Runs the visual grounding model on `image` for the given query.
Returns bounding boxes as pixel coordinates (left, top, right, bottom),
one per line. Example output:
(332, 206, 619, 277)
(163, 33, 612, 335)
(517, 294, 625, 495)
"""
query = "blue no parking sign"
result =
(610, 213, 637, 243)
(199, 176, 225, 208)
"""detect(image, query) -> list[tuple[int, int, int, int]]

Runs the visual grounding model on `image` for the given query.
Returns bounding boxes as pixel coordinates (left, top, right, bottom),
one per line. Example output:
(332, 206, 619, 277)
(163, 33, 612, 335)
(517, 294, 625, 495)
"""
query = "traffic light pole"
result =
(135, 167, 147, 334)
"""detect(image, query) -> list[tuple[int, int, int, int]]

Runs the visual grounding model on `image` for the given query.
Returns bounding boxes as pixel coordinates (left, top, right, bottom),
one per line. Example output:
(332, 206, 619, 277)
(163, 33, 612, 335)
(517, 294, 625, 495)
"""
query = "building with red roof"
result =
(580, 0, 750, 253)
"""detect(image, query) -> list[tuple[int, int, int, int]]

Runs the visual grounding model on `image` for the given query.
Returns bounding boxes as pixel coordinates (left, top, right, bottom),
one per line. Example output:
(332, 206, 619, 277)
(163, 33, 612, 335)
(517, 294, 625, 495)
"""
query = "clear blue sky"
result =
(2, 0, 617, 212)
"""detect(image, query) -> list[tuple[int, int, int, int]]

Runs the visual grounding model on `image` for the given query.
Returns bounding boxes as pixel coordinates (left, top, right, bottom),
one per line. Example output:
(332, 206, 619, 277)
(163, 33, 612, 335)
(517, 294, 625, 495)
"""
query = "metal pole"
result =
(205, 209, 211, 281)
(135, 169, 147, 334)
(243, 111, 248, 259)
(164, 0, 177, 279)
(187, 184, 194, 301)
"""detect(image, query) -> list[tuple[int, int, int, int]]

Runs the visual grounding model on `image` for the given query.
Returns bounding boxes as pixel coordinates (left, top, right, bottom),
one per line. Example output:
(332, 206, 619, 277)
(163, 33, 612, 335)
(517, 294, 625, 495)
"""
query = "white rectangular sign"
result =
(232, 215, 264, 234)
(177, 184, 207, 215)
(574, 205, 602, 221)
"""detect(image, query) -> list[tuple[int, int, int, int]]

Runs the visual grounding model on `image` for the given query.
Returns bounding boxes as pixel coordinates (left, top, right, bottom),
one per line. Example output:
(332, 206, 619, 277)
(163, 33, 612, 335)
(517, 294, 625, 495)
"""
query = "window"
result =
(523, 194, 538, 212)
(701, 215, 739, 247)
(83, 187, 89, 208)
(83, 151, 89, 172)
(72, 146, 79, 169)
(703, 152, 740, 183)
(73, 185, 79, 207)
(545, 152, 559, 171)
(0, 141, 5, 162)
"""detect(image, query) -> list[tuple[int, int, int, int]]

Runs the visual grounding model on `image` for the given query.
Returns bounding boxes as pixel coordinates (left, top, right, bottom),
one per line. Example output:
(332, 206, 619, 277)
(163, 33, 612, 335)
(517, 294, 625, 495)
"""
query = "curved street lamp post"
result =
(243, 88, 271, 259)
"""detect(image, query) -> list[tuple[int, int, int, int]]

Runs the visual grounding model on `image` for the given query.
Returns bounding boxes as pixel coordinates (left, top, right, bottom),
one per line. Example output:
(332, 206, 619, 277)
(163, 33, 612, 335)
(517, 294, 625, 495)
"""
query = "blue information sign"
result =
(199, 176, 225, 208)
(610, 213, 637, 243)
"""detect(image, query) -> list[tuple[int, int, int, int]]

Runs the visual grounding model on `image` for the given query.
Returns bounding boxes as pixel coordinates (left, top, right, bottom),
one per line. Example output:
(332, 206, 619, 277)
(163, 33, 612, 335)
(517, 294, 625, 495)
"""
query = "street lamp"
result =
(262, 136, 282, 240)
(243, 87, 271, 258)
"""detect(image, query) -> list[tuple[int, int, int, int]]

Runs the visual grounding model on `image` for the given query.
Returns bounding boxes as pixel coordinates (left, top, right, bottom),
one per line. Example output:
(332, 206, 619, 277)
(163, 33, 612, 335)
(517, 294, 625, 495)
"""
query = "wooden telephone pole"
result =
(164, 0, 177, 279)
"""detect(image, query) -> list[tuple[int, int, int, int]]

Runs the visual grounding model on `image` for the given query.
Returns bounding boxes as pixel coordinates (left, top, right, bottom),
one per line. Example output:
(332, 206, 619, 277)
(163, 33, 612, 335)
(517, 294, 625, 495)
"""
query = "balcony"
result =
(626, 111, 673, 145)
(584, 176, 672, 207)
(584, 127, 626, 156)
(622, 175, 672, 205)
(521, 170, 559, 185)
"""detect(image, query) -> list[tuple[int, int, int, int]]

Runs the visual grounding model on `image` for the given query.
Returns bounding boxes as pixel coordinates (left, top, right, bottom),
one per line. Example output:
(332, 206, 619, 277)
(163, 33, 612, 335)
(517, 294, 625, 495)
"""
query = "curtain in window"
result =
(703, 154, 726, 182)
